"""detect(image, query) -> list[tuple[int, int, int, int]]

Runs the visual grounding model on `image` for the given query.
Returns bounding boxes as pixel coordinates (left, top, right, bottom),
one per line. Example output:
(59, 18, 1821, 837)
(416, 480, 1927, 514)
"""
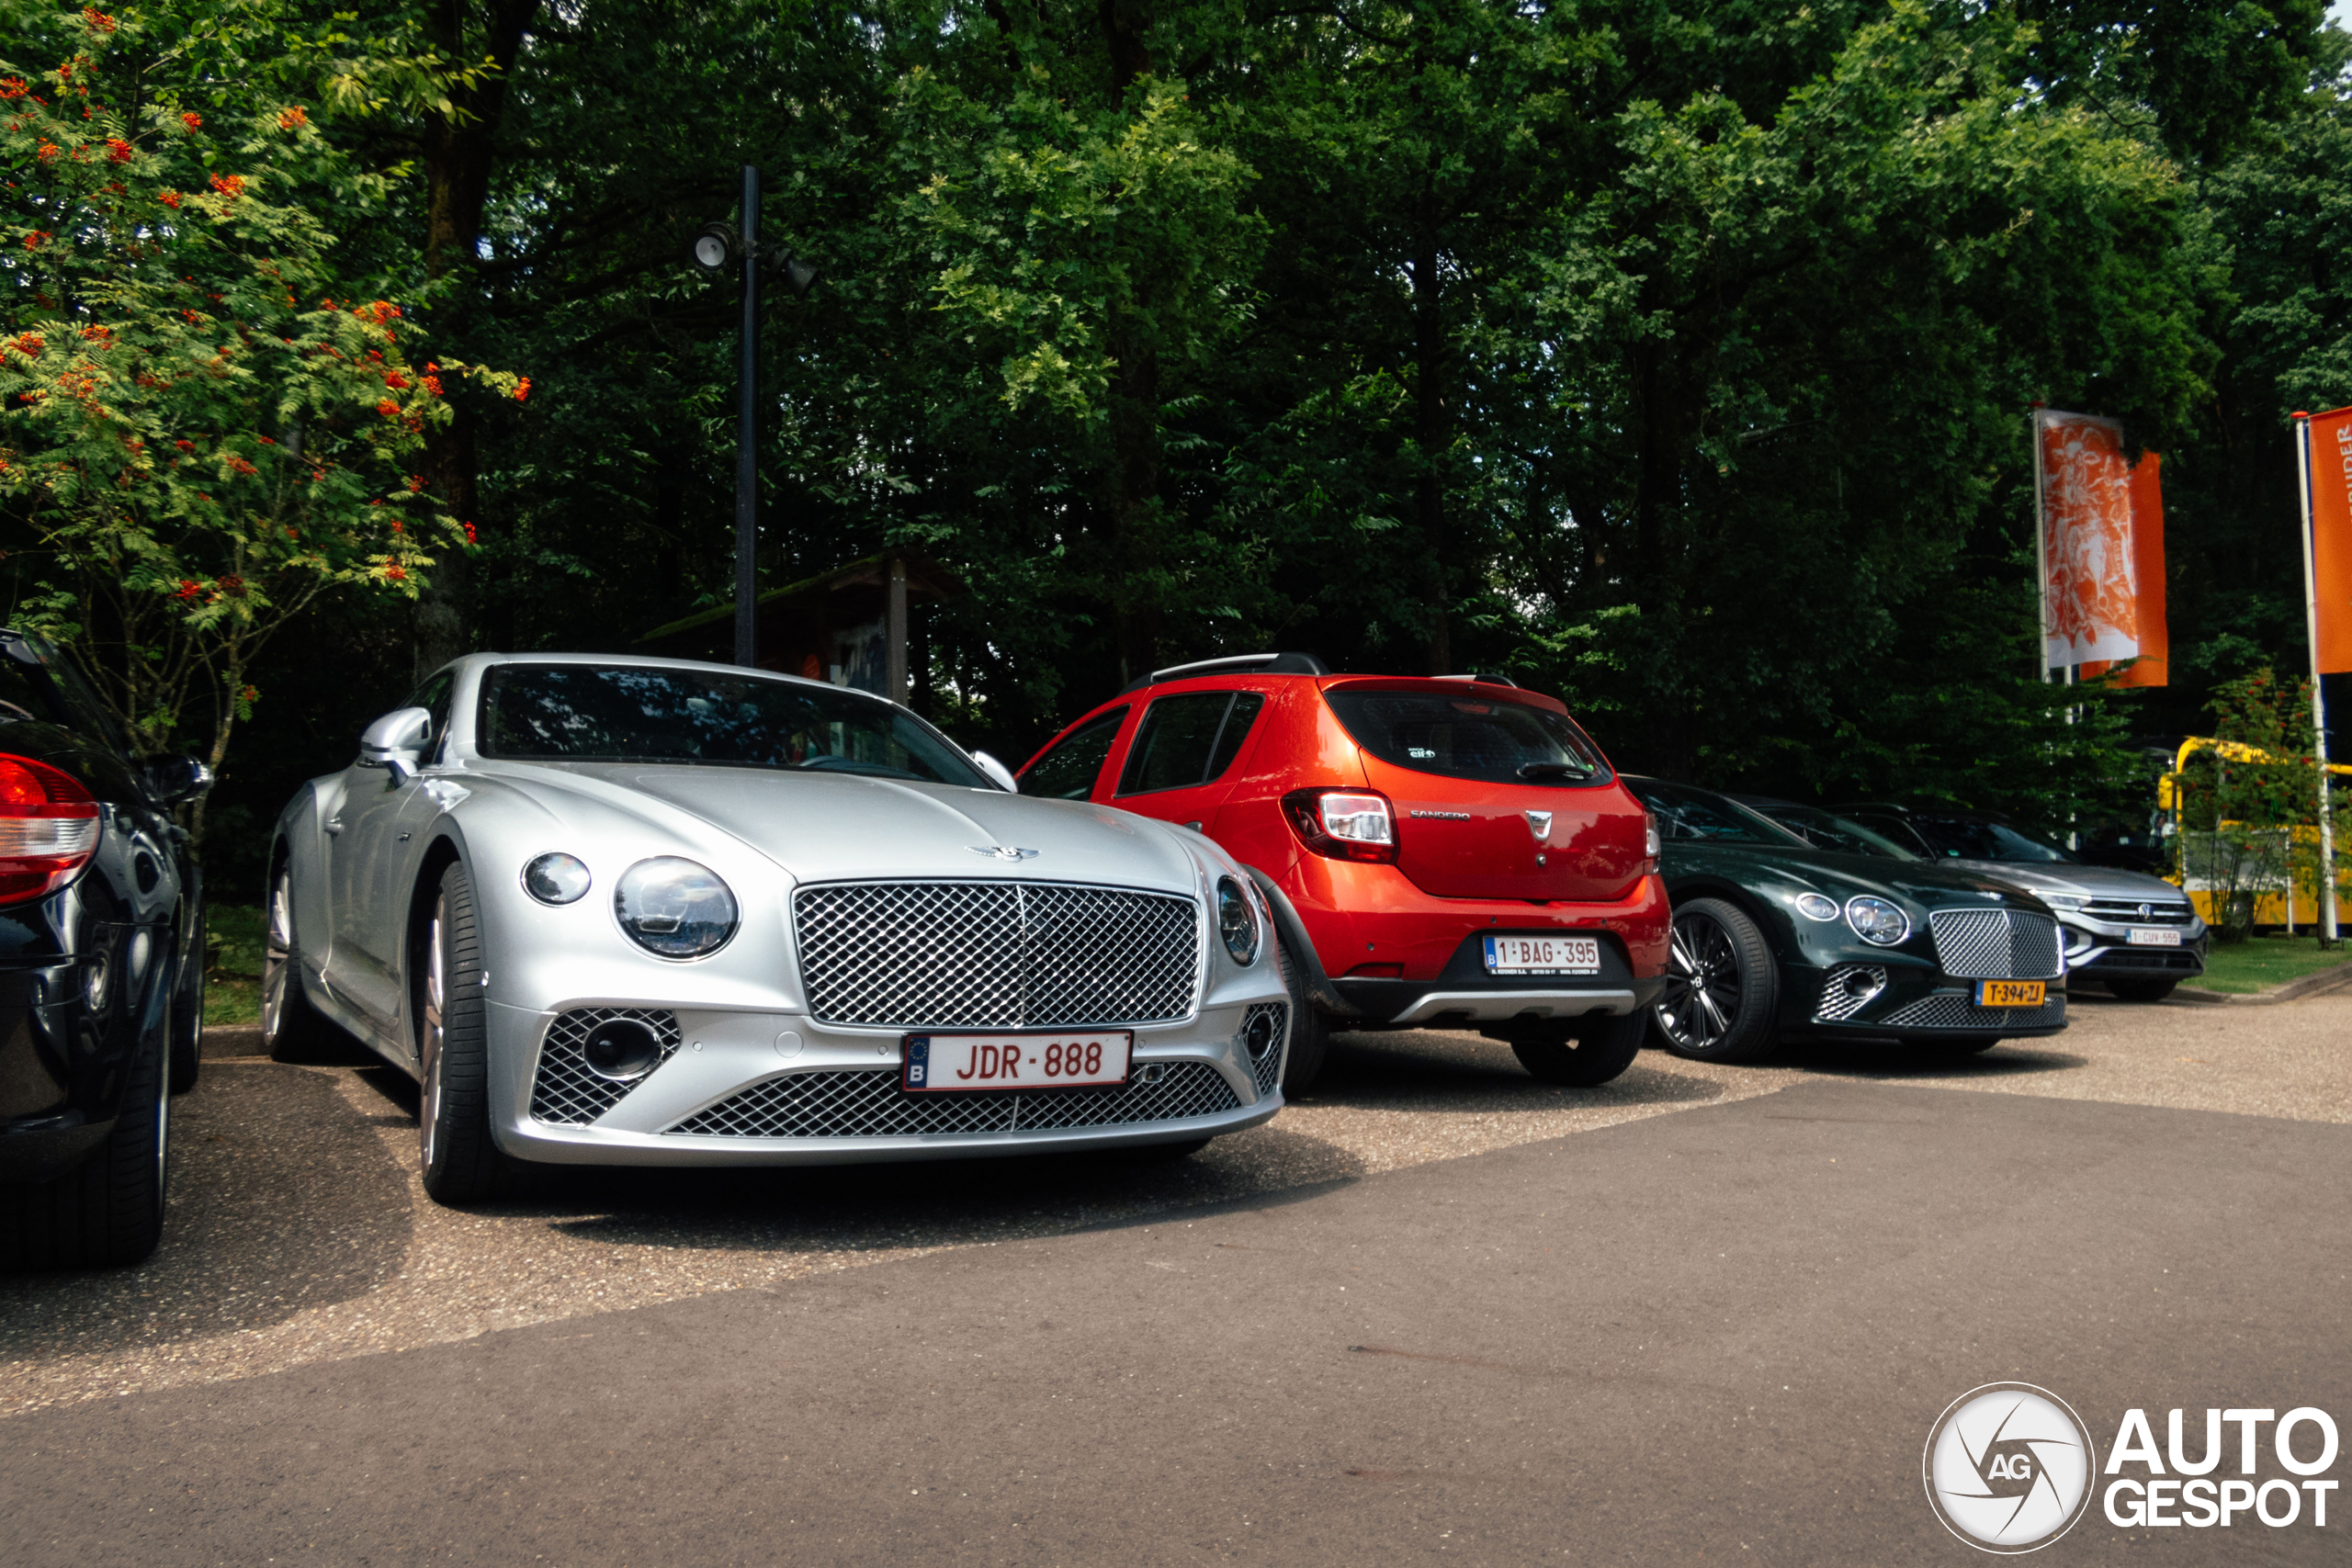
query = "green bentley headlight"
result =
(1845, 896, 1910, 946)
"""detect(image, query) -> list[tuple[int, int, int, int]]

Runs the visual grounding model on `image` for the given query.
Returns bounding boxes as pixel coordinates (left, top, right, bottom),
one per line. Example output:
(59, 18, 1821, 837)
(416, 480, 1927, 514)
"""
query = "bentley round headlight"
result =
(1845, 895, 1910, 946)
(615, 857, 739, 959)
(1794, 892, 1838, 922)
(523, 852, 592, 905)
(1216, 876, 1261, 964)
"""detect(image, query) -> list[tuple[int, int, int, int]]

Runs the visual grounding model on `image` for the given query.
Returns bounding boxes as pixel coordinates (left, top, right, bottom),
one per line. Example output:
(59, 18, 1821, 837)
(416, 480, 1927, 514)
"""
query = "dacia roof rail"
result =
(1432, 671, 1519, 687)
(1119, 651, 1329, 694)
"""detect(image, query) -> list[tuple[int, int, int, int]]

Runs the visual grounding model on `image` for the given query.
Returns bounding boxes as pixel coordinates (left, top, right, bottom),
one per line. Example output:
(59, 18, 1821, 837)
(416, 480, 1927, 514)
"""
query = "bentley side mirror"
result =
(145, 754, 215, 806)
(359, 706, 434, 785)
(971, 750, 1019, 794)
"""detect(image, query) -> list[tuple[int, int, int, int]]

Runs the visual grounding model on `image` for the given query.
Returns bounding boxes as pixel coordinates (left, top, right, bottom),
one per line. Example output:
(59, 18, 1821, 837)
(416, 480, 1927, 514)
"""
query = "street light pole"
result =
(734, 164, 762, 670)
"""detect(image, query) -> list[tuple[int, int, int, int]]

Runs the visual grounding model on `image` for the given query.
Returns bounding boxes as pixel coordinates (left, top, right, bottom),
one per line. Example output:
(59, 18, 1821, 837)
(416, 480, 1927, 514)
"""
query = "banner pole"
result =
(2294, 412, 2339, 946)
(2031, 406, 2052, 682)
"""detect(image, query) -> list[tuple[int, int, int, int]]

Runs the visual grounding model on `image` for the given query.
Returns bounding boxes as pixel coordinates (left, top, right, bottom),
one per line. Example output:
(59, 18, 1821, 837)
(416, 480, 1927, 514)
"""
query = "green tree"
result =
(0, 2, 517, 839)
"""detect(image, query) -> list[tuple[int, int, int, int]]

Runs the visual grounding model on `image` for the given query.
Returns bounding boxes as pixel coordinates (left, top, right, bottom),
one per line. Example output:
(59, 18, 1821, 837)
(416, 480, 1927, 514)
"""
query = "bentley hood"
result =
(497, 762, 1208, 894)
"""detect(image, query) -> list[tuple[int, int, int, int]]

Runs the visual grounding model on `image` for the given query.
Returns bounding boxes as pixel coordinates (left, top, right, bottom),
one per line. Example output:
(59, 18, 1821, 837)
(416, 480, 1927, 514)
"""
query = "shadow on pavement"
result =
(347, 1063, 1370, 1256)
(0, 1064, 414, 1361)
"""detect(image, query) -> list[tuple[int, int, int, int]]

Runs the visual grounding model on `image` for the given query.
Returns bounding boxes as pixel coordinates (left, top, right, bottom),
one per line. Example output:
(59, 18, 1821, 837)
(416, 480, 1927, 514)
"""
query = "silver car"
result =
(265, 654, 1291, 1203)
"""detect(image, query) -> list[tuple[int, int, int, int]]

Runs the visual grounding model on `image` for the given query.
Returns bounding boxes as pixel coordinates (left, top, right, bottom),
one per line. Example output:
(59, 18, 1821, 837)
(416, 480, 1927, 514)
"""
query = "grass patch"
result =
(204, 903, 266, 1027)
(2193, 934, 2352, 995)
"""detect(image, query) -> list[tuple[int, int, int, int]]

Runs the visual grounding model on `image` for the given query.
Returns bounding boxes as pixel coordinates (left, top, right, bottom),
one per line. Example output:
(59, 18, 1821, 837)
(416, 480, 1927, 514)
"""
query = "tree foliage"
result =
(6, 0, 2348, 888)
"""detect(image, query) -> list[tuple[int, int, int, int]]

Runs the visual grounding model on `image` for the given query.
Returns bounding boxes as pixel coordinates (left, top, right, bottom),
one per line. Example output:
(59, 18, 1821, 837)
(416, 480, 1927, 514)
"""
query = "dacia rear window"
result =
(1322, 689, 1612, 787)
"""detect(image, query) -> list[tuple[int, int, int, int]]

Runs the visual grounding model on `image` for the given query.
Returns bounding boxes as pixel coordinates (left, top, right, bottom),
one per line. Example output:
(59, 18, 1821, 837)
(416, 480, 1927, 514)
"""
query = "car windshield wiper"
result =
(1516, 761, 1591, 781)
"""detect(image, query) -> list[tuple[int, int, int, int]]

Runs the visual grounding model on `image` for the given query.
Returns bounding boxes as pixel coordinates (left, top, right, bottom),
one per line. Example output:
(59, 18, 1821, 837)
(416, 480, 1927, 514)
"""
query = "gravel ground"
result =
(4, 988, 2345, 1417)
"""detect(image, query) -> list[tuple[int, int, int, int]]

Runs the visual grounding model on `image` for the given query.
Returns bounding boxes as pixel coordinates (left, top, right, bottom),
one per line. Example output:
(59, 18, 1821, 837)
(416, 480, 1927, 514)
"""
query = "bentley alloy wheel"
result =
(1649, 897, 1781, 1063)
(415, 861, 504, 1204)
(261, 864, 328, 1062)
(419, 893, 447, 1173)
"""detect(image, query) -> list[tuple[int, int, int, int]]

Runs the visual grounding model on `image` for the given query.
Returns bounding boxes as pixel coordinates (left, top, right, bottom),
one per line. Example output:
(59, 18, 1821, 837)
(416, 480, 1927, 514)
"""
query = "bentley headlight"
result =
(616, 857, 739, 959)
(1216, 876, 1261, 965)
(1845, 895, 1910, 947)
(523, 852, 592, 905)
(1794, 893, 1839, 922)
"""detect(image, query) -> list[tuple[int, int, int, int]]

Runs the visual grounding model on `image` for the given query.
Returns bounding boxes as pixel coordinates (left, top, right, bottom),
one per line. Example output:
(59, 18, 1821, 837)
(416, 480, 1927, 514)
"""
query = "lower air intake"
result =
(664, 1060, 1242, 1139)
(1881, 992, 2067, 1032)
(530, 1008, 683, 1125)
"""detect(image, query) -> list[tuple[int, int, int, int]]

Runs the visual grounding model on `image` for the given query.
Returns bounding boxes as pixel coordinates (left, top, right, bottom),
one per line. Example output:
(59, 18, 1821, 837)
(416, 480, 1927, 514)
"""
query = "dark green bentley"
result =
(1620, 777, 2069, 1063)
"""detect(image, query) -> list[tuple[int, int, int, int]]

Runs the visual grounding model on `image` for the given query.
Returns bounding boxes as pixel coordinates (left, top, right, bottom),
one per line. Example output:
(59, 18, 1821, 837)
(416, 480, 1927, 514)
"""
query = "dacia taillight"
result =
(1282, 787, 1396, 863)
(1641, 808, 1661, 876)
(0, 754, 100, 902)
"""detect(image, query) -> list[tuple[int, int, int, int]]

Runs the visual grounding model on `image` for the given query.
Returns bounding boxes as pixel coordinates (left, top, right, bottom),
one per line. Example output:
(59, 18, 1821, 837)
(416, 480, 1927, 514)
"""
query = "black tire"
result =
(2, 996, 171, 1269)
(1511, 1010, 1645, 1087)
(1276, 931, 1333, 1095)
(1650, 897, 1781, 1063)
(261, 860, 332, 1064)
(168, 919, 205, 1094)
(417, 861, 506, 1205)
(2106, 977, 2178, 1002)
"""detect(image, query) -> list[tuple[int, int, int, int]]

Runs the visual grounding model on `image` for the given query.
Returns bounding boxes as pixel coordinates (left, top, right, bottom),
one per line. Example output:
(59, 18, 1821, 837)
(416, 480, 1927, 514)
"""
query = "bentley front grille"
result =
(1928, 909, 2064, 980)
(662, 1060, 1241, 1139)
(793, 880, 1200, 1029)
(1242, 1001, 1289, 1097)
(529, 1008, 682, 1125)
(1881, 992, 2067, 1032)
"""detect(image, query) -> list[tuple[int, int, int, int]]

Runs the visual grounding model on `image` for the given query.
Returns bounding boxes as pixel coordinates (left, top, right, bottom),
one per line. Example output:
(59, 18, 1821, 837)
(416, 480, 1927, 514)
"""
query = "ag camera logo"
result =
(1924, 1383, 2096, 1552)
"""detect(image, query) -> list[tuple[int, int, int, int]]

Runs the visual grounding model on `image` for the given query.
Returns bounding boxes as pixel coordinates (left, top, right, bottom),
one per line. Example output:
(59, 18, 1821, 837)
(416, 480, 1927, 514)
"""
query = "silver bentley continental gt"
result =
(265, 654, 1292, 1203)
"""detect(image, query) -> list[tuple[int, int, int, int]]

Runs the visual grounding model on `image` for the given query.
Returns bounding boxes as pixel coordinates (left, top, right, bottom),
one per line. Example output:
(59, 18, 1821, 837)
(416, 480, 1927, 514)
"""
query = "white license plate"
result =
(901, 1031, 1132, 1091)
(2127, 928, 2182, 947)
(1483, 935, 1602, 975)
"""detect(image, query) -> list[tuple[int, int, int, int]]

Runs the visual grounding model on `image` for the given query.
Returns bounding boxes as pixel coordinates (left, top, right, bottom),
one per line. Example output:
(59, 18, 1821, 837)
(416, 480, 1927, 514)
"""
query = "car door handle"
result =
(323, 816, 344, 836)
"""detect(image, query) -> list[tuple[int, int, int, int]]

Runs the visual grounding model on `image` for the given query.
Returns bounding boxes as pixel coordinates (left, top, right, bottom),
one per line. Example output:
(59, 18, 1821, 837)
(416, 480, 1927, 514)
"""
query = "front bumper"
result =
(2062, 918, 2208, 982)
(486, 998, 1287, 1167)
(1785, 957, 2069, 1043)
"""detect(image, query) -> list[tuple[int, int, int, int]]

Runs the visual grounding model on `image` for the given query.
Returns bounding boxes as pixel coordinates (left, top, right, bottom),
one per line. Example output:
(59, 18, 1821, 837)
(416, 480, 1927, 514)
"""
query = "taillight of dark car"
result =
(1282, 787, 1396, 863)
(0, 753, 100, 901)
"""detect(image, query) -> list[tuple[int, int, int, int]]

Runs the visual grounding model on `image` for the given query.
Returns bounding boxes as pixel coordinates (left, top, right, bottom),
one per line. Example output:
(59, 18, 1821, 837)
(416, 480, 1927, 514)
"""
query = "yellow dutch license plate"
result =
(1977, 980, 2046, 1008)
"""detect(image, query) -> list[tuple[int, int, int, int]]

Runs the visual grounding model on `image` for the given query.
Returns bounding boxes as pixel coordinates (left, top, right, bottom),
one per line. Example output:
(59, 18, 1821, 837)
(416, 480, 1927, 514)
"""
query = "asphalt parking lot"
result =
(5, 993, 2348, 1563)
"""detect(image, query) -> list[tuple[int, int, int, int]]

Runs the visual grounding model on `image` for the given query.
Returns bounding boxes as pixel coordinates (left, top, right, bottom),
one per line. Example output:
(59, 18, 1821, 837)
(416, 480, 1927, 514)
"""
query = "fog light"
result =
(581, 1017, 664, 1081)
(1244, 1010, 1280, 1060)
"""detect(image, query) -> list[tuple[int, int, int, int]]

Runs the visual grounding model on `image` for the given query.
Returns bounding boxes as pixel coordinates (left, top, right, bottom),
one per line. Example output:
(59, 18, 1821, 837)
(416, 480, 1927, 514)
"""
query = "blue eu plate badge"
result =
(904, 1036, 930, 1088)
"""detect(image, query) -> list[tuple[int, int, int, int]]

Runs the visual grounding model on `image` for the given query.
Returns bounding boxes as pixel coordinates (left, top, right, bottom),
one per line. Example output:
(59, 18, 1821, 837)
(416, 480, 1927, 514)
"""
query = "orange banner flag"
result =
(2038, 410, 2165, 683)
(2306, 406, 2352, 675)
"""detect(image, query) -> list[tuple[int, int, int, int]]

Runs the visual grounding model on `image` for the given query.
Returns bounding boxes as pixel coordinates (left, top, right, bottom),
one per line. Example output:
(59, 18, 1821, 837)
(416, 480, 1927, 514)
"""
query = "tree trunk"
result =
(1629, 340, 1694, 777)
(415, 0, 535, 676)
(1413, 209, 1449, 674)
(1101, 0, 1161, 681)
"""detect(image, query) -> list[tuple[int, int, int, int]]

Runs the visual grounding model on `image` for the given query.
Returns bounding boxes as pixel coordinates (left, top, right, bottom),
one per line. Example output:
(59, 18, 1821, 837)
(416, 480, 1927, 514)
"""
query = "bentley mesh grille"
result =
(1814, 964, 1888, 1022)
(1243, 1001, 1289, 1097)
(1928, 909, 2063, 980)
(663, 1061, 1240, 1139)
(793, 881, 1200, 1028)
(529, 1008, 682, 1125)
(1882, 992, 2067, 1032)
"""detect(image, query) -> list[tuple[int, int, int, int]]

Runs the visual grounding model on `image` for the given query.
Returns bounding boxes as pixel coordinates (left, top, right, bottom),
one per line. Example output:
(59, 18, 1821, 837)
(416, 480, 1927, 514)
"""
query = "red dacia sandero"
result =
(1018, 653, 1668, 1092)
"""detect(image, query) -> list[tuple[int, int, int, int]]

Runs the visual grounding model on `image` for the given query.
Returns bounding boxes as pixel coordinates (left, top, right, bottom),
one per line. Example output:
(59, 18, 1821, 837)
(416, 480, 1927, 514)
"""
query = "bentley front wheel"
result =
(1650, 897, 1781, 1063)
(417, 863, 505, 1205)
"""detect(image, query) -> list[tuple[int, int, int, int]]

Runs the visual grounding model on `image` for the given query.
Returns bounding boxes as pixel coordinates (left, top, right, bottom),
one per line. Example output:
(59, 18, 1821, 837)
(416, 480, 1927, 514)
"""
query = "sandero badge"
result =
(1924, 1382, 2098, 1552)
